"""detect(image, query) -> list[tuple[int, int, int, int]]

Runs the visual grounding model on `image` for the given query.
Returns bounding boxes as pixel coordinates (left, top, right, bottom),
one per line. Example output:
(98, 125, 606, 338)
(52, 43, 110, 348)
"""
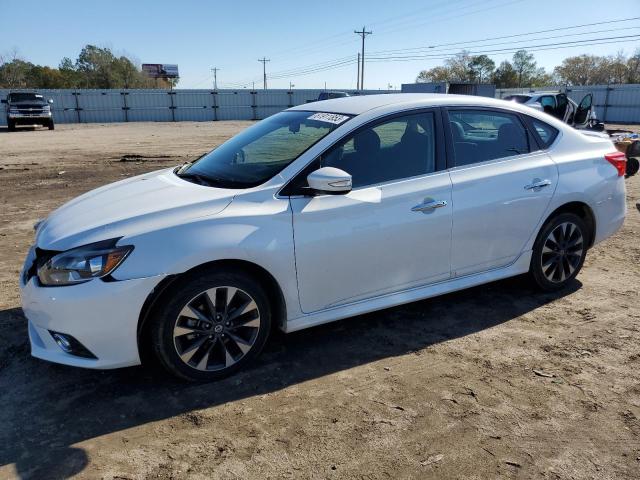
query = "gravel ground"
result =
(0, 122, 638, 480)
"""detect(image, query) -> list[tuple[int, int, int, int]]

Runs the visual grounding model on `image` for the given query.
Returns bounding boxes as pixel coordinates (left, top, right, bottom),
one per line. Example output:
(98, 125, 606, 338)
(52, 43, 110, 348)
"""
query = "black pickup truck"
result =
(2, 92, 54, 131)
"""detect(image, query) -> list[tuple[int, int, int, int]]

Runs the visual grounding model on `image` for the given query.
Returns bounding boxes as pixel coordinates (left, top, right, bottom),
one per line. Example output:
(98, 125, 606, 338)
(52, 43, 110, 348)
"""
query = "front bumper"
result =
(9, 112, 52, 120)
(20, 274, 165, 369)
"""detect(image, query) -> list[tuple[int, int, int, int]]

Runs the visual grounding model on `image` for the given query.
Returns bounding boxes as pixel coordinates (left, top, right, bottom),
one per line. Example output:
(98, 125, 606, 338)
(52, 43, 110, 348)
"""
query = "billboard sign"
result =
(142, 64, 179, 79)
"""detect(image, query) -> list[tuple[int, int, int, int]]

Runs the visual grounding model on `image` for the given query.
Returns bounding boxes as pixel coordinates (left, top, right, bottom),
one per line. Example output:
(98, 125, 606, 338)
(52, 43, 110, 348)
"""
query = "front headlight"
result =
(37, 239, 133, 286)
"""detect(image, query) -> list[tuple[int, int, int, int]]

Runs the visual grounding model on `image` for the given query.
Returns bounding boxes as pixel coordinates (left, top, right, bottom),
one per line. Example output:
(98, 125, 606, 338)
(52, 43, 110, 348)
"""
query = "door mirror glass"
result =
(307, 167, 352, 194)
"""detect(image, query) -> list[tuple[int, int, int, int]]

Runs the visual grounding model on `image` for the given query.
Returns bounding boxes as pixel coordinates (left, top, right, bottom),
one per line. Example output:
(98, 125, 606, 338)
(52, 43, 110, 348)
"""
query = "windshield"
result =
(179, 110, 350, 188)
(9, 93, 44, 102)
(504, 95, 531, 104)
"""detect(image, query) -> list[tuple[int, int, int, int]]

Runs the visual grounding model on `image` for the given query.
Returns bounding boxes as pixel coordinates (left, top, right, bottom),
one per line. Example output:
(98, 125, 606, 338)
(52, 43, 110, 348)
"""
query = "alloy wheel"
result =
(540, 221, 584, 283)
(172, 286, 261, 371)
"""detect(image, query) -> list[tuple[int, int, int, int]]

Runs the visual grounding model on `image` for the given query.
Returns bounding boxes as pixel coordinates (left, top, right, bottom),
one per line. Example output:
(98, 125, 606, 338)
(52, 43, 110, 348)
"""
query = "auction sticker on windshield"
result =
(308, 112, 350, 125)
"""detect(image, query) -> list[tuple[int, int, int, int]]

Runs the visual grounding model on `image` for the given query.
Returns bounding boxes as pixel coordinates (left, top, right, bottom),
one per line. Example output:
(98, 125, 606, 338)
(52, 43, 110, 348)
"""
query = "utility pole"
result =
(289, 81, 295, 90)
(356, 52, 360, 91)
(258, 57, 270, 90)
(354, 26, 372, 90)
(211, 67, 220, 90)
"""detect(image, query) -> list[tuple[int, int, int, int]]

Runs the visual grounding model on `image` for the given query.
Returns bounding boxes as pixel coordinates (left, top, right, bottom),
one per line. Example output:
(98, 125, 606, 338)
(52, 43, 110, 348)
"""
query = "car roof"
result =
(527, 91, 561, 96)
(288, 93, 542, 115)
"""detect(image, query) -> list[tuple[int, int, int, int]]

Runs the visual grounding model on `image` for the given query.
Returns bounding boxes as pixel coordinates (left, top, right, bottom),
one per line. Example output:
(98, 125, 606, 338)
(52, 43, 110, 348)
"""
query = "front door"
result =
(289, 110, 453, 313)
(573, 93, 593, 128)
(446, 108, 558, 277)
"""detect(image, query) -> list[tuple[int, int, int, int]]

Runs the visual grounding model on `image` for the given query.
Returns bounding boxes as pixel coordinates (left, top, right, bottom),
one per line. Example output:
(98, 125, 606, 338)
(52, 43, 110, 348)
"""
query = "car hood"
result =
(36, 168, 236, 251)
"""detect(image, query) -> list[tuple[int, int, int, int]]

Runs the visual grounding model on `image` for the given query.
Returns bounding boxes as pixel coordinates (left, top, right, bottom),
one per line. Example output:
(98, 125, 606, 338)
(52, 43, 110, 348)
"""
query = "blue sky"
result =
(2, 0, 639, 89)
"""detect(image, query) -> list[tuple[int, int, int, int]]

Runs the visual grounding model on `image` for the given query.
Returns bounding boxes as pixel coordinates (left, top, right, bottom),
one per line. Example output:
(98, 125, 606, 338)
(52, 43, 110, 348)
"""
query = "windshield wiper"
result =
(175, 170, 249, 189)
(175, 171, 216, 187)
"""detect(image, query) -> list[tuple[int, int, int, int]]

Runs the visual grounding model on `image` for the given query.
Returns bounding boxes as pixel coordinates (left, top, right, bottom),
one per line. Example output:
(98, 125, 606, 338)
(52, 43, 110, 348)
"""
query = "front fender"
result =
(112, 193, 301, 319)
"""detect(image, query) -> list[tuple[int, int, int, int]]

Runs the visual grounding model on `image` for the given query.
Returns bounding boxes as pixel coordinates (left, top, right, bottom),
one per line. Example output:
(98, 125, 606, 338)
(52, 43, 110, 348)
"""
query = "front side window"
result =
(448, 109, 530, 167)
(180, 111, 349, 188)
(319, 111, 436, 188)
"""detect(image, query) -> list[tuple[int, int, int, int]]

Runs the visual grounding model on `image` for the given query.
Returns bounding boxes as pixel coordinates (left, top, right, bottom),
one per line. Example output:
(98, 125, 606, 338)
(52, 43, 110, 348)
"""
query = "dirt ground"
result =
(0, 122, 638, 480)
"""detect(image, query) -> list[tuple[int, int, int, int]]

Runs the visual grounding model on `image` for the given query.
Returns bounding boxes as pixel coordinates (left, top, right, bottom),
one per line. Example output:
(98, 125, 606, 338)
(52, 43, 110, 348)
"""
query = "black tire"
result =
(529, 213, 589, 291)
(149, 269, 271, 382)
(7, 120, 16, 132)
(47, 120, 55, 130)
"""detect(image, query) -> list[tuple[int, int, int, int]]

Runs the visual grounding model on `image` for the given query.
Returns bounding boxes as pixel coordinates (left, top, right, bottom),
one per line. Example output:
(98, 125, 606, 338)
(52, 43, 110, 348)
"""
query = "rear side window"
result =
(526, 117, 559, 148)
(448, 109, 530, 167)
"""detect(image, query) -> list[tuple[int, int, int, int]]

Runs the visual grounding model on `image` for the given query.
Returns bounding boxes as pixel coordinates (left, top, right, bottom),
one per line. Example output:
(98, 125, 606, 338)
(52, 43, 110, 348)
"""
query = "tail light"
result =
(604, 151, 627, 177)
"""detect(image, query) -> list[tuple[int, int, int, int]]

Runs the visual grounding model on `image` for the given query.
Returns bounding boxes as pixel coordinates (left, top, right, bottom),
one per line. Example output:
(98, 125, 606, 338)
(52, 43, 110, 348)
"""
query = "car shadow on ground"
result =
(0, 276, 581, 479)
(0, 126, 41, 133)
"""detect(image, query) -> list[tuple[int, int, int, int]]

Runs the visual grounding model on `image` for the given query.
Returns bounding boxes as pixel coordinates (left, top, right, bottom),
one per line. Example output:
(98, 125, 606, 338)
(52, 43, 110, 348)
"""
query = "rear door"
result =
(445, 108, 558, 277)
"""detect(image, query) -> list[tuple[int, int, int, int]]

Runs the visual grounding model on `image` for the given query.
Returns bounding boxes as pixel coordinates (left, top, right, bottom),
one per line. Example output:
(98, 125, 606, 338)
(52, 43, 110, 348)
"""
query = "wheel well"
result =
(136, 259, 287, 365)
(543, 202, 596, 247)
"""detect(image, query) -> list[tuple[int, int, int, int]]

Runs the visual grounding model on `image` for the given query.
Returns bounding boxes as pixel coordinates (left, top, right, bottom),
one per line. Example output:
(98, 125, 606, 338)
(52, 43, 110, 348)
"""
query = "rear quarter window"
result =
(525, 116, 559, 148)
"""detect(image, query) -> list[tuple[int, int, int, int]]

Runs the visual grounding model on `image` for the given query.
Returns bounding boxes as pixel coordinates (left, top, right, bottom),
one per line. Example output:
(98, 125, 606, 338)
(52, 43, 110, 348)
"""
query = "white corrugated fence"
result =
(2, 84, 639, 126)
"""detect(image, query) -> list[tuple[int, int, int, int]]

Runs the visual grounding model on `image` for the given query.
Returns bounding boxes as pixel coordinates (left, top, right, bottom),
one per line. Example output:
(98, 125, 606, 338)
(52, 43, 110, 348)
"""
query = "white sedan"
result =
(20, 94, 627, 381)
(503, 91, 594, 129)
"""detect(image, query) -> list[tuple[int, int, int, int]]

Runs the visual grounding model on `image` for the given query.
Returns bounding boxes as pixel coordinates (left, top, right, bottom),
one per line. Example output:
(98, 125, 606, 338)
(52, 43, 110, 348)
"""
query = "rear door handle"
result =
(524, 179, 552, 190)
(411, 200, 448, 212)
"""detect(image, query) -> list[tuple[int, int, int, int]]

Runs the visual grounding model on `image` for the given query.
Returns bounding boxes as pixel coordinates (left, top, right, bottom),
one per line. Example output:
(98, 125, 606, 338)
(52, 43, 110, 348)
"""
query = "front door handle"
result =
(411, 200, 448, 212)
(524, 179, 552, 190)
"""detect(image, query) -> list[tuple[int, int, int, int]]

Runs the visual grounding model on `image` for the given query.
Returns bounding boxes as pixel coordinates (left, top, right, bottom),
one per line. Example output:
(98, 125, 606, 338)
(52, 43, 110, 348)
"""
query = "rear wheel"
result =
(529, 213, 588, 291)
(150, 270, 271, 381)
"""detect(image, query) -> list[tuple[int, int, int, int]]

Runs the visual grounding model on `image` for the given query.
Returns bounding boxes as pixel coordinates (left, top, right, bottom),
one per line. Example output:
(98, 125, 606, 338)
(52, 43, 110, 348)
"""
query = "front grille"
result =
(17, 107, 45, 114)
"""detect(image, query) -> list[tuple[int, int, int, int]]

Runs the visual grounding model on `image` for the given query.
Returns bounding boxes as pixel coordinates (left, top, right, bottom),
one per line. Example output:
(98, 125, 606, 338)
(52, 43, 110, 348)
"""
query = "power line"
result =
(368, 16, 640, 55)
(368, 34, 640, 62)
(355, 27, 372, 90)
(269, 58, 356, 80)
(369, 30, 640, 60)
(261, 0, 472, 62)
(372, 0, 524, 38)
(215, 15, 640, 88)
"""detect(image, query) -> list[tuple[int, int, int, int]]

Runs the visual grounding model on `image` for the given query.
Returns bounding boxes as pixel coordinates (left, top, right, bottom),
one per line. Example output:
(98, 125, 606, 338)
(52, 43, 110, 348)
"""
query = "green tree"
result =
(512, 50, 537, 87)
(416, 66, 452, 83)
(554, 54, 600, 85)
(491, 61, 518, 88)
(628, 49, 640, 83)
(468, 55, 495, 83)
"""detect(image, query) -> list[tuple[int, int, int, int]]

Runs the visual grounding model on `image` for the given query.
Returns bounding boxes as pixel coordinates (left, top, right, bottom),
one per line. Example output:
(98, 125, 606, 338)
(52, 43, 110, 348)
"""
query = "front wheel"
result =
(47, 120, 55, 130)
(7, 120, 16, 132)
(529, 213, 588, 291)
(150, 270, 271, 381)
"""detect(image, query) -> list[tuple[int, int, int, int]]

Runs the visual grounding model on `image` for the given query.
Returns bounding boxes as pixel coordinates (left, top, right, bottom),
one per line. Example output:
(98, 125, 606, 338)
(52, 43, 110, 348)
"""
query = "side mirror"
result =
(48, 99, 53, 104)
(307, 167, 352, 195)
(0, 99, 6, 104)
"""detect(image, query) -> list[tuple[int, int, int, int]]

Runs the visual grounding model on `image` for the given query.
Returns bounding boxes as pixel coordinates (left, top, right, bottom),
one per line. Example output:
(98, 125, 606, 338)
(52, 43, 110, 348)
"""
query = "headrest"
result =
(354, 129, 381, 152)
